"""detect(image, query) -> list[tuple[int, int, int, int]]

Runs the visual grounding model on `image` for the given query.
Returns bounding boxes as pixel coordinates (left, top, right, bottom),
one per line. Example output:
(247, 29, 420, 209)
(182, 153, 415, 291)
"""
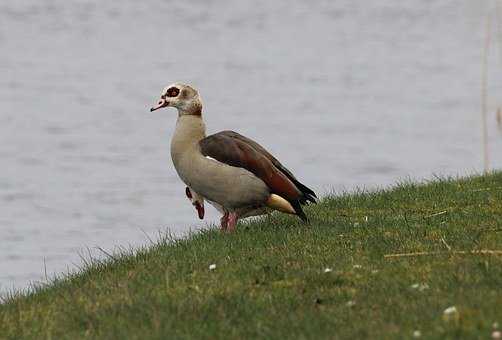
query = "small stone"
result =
(209, 264, 216, 270)
(410, 283, 429, 291)
(442, 306, 459, 322)
(413, 330, 421, 338)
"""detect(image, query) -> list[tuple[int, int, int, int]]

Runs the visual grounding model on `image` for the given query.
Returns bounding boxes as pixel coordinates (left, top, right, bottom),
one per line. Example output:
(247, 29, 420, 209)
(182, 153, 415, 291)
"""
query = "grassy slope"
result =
(1, 173, 502, 339)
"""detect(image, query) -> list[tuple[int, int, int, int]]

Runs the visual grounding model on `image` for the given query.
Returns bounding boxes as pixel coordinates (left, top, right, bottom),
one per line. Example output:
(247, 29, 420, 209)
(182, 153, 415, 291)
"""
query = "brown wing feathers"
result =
(221, 131, 317, 204)
(199, 131, 316, 221)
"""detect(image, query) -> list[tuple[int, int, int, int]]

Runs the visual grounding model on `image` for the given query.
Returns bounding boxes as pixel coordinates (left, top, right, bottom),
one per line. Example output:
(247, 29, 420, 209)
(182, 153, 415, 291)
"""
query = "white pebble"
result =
(410, 283, 429, 291)
(209, 264, 216, 270)
(442, 306, 459, 322)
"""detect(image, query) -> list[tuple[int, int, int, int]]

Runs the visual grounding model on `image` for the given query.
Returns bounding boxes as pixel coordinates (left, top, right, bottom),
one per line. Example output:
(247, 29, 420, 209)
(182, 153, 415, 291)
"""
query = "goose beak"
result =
(150, 98, 169, 112)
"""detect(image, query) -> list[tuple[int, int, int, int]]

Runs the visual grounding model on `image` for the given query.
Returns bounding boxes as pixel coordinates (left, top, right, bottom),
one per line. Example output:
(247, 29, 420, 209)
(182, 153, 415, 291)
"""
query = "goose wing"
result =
(199, 130, 316, 220)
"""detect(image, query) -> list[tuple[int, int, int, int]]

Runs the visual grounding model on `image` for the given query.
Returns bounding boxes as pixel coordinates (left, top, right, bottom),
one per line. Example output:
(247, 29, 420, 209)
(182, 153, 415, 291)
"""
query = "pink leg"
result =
(220, 212, 229, 231)
(226, 212, 239, 233)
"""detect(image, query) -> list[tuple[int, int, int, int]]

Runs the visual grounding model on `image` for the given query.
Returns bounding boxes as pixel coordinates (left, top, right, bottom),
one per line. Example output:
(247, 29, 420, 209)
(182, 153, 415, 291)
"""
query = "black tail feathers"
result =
(291, 200, 309, 223)
(296, 182, 317, 205)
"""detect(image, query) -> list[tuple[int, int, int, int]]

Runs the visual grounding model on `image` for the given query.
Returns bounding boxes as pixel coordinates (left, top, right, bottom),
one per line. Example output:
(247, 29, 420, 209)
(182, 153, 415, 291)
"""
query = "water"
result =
(1, 0, 501, 292)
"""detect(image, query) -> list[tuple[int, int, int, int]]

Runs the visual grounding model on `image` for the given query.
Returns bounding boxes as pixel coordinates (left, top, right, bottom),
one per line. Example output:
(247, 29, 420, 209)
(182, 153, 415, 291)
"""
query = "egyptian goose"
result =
(150, 83, 316, 232)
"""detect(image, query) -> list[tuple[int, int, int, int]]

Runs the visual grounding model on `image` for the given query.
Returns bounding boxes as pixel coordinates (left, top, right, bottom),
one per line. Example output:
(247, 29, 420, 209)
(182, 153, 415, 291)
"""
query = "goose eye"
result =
(166, 87, 180, 97)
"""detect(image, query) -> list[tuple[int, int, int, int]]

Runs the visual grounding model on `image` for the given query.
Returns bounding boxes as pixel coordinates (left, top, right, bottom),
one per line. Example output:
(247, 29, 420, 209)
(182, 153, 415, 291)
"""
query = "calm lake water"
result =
(1, 0, 501, 292)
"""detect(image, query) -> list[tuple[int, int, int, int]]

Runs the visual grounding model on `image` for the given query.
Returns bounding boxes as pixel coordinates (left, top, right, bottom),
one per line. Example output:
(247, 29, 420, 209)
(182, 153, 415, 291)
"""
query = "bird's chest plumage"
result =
(171, 147, 206, 189)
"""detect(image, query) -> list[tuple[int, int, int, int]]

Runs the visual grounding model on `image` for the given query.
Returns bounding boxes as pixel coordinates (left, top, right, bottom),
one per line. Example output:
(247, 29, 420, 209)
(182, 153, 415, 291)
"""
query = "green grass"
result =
(2, 173, 502, 339)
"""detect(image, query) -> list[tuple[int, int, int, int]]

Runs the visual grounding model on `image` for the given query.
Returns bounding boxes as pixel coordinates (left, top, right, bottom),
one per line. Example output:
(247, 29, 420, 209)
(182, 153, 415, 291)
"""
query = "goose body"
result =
(171, 116, 270, 211)
(151, 83, 316, 231)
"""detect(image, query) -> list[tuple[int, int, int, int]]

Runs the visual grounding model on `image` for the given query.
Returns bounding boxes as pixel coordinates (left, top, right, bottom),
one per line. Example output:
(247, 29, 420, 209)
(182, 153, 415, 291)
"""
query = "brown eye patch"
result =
(166, 87, 180, 97)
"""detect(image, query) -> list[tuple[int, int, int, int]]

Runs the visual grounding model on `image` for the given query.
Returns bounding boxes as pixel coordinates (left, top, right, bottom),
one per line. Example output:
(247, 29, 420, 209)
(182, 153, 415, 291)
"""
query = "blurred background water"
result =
(1, 0, 501, 292)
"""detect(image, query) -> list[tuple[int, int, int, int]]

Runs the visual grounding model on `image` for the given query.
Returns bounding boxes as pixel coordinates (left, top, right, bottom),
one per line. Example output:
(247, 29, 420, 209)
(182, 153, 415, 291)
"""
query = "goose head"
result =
(150, 83, 202, 116)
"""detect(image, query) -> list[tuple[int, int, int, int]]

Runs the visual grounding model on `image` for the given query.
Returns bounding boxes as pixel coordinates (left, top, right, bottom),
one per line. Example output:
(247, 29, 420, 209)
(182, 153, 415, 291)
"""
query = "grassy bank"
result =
(2, 173, 502, 339)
